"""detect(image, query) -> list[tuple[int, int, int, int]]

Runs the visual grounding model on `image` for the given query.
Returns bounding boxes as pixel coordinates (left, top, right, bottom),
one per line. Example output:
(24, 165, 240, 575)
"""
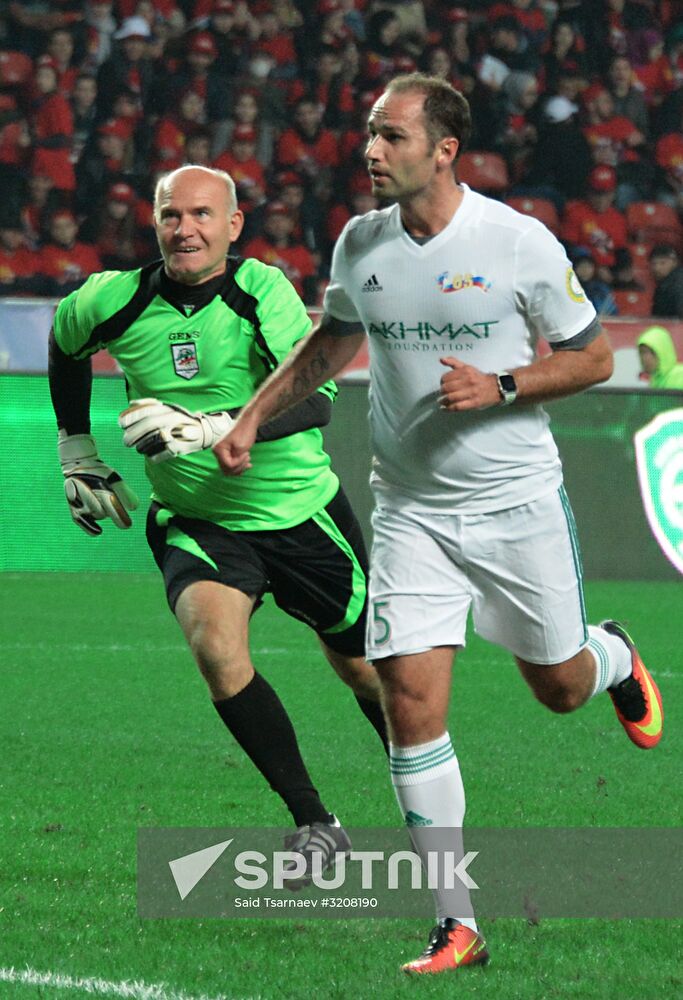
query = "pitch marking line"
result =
(0, 967, 254, 1000)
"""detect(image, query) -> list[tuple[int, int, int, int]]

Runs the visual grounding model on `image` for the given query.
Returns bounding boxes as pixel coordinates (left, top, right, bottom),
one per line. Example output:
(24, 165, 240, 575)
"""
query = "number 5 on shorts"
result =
(373, 600, 391, 645)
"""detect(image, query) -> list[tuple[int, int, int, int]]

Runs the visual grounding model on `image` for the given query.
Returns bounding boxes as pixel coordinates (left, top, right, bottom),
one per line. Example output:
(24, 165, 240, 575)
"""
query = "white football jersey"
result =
(324, 185, 597, 513)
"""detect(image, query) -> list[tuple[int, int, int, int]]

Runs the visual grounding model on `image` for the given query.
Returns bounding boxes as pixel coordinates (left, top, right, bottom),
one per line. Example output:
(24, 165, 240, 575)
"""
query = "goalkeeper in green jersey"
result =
(48, 165, 387, 881)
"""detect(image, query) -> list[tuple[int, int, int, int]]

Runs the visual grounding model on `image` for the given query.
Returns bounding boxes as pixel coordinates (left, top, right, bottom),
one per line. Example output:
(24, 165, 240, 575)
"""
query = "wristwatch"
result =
(495, 371, 517, 406)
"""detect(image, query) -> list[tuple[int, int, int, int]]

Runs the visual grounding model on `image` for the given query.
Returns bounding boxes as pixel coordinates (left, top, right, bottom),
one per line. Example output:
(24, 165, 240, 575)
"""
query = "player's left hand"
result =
(438, 357, 501, 411)
(119, 398, 234, 463)
(58, 431, 139, 536)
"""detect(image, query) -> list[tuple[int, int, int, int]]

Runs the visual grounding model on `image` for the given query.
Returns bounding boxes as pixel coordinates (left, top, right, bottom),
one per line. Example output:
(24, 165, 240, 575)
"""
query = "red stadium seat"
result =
(505, 196, 560, 234)
(457, 151, 510, 194)
(625, 201, 683, 250)
(613, 288, 652, 316)
(0, 50, 33, 86)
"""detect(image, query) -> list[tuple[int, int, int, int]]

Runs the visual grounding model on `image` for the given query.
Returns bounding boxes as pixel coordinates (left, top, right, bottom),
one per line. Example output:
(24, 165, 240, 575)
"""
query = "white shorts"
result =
(366, 487, 588, 665)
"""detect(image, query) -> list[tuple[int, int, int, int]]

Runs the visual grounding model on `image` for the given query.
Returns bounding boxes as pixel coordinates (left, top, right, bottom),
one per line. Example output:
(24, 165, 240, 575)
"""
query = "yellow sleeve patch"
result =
(566, 266, 587, 304)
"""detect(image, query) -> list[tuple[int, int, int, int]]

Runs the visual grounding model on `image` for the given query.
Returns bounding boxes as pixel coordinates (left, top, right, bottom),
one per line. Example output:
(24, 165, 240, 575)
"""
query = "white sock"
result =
(587, 625, 632, 697)
(390, 733, 477, 932)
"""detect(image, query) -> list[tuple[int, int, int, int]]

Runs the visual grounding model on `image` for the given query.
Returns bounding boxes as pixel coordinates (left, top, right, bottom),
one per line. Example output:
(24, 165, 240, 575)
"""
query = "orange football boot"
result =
(602, 620, 663, 749)
(401, 919, 489, 975)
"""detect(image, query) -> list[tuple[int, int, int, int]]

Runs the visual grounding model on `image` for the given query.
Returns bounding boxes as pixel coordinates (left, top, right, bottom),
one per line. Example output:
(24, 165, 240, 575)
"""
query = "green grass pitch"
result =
(1, 573, 681, 1000)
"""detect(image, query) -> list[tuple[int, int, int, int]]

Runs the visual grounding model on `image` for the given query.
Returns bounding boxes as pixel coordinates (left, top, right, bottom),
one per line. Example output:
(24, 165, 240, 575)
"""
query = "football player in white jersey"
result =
(213, 74, 664, 975)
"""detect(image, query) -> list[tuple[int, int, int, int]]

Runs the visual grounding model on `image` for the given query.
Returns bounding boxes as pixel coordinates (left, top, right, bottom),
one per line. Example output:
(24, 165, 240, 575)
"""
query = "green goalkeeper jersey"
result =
(52, 256, 340, 531)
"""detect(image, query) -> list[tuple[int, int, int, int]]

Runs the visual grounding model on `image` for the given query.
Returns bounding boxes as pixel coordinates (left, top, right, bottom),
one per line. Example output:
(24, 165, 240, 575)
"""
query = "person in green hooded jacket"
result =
(637, 325, 683, 389)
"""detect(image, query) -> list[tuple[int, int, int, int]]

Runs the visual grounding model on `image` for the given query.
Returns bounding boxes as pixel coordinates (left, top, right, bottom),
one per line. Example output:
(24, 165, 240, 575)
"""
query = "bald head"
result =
(154, 166, 237, 223)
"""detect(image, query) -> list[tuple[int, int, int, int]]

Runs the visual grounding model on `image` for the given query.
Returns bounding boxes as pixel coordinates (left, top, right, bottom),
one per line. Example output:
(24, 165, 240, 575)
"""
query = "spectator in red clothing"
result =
(0, 214, 40, 295)
(632, 29, 672, 107)
(584, 84, 652, 200)
(252, 9, 299, 82)
(654, 127, 683, 213)
(337, 90, 376, 179)
(44, 28, 80, 97)
(582, 84, 650, 207)
(561, 164, 628, 281)
(152, 89, 207, 174)
(276, 97, 339, 182)
(326, 170, 378, 245)
(213, 124, 266, 215)
(213, 88, 274, 166)
(39, 208, 102, 292)
(0, 109, 32, 178)
(28, 58, 76, 194)
(242, 200, 317, 303)
(80, 180, 153, 269)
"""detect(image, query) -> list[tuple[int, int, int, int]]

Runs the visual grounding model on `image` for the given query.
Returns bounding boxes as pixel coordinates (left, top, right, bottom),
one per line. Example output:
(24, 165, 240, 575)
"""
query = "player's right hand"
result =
(58, 430, 139, 536)
(212, 415, 258, 476)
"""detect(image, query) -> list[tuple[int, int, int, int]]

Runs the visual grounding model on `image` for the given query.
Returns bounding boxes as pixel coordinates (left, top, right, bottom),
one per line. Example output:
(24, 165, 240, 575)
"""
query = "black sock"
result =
(354, 695, 390, 756)
(213, 672, 332, 827)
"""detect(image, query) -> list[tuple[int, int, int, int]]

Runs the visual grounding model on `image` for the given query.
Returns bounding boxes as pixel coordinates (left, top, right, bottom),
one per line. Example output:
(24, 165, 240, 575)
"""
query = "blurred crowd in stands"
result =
(0, 0, 682, 316)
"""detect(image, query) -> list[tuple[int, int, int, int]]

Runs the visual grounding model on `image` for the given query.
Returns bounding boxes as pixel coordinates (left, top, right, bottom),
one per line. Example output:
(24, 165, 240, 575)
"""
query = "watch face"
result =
(499, 374, 516, 394)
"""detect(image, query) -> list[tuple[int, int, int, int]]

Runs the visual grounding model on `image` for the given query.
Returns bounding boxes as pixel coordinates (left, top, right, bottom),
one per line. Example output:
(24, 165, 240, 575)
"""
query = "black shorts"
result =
(146, 487, 368, 657)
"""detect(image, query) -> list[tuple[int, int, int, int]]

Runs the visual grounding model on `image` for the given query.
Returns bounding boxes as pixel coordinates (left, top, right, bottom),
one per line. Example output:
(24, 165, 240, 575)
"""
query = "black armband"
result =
(48, 330, 93, 434)
(251, 393, 333, 442)
(550, 318, 602, 351)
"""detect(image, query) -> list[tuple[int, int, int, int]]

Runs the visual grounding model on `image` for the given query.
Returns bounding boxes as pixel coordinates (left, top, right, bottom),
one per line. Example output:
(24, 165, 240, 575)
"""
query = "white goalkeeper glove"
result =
(58, 430, 139, 536)
(119, 398, 235, 464)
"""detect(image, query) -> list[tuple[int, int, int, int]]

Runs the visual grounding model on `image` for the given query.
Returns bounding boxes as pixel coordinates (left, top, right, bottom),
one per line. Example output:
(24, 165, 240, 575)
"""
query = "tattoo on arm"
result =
(275, 345, 331, 412)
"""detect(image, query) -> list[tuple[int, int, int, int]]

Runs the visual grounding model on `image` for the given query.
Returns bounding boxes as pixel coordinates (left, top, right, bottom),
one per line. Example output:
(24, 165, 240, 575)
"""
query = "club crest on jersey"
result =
(437, 271, 492, 294)
(171, 341, 199, 380)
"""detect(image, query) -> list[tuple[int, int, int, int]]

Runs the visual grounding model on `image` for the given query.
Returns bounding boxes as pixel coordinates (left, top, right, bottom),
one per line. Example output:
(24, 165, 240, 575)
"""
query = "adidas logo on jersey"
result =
(362, 274, 382, 292)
